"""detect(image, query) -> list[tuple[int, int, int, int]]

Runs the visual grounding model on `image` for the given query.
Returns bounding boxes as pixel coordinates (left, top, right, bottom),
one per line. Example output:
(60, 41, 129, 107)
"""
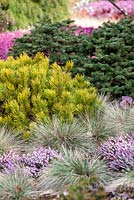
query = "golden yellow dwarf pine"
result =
(0, 53, 99, 135)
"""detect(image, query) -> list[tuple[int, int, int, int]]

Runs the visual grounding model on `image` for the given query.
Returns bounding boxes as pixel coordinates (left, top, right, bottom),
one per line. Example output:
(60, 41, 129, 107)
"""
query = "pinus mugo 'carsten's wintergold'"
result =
(0, 53, 99, 136)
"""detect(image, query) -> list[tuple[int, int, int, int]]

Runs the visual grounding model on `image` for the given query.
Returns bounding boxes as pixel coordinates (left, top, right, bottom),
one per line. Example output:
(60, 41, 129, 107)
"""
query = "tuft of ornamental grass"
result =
(30, 117, 95, 153)
(79, 95, 116, 143)
(0, 167, 40, 199)
(103, 103, 130, 135)
(37, 147, 112, 193)
(0, 126, 23, 155)
(80, 109, 111, 144)
(80, 95, 134, 144)
(125, 106, 134, 132)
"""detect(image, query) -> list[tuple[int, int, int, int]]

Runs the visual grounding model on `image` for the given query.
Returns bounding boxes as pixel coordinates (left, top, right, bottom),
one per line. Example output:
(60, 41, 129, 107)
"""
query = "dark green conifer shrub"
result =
(86, 17, 134, 98)
(10, 19, 90, 64)
(11, 18, 134, 97)
(0, 53, 98, 136)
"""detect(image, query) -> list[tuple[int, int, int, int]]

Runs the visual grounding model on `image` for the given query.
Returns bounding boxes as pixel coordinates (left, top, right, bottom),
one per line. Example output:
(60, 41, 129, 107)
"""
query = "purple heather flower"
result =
(120, 96, 134, 109)
(99, 133, 134, 171)
(0, 147, 59, 177)
(0, 151, 20, 173)
(20, 147, 59, 177)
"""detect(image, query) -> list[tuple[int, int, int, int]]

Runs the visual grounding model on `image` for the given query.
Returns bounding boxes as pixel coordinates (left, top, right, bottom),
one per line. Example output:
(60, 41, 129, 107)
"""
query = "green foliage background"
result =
(0, 0, 69, 29)
(58, 179, 108, 200)
(11, 18, 134, 97)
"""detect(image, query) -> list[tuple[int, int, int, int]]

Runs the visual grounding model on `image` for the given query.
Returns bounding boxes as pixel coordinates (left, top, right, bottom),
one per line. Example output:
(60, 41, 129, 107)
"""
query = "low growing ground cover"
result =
(0, 97, 133, 199)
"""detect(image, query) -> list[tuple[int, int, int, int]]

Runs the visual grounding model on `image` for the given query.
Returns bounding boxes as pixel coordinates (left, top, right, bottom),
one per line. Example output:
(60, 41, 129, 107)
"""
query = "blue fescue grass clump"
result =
(0, 167, 38, 199)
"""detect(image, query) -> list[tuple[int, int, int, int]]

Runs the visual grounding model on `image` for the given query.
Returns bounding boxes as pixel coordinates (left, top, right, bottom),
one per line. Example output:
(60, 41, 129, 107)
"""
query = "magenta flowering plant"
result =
(0, 30, 29, 60)
(76, 1, 134, 18)
(99, 132, 134, 171)
(0, 147, 59, 177)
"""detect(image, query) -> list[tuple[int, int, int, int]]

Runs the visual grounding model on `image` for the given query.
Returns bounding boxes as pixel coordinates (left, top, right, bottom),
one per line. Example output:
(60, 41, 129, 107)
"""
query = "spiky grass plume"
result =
(80, 95, 134, 144)
(106, 170, 134, 192)
(37, 147, 112, 193)
(80, 110, 112, 144)
(0, 167, 40, 199)
(104, 103, 130, 134)
(80, 95, 116, 143)
(0, 126, 23, 154)
(30, 117, 95, 152)
(125, 106, 134, 132)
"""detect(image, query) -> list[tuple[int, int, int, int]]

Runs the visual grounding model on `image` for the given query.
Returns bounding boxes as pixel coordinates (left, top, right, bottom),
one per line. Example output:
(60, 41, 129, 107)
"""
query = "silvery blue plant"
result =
(0, 167, 39, 199)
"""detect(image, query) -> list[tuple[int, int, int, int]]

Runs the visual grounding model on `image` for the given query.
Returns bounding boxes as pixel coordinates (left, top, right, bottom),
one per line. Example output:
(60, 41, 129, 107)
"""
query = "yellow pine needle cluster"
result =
(0, 53, 98, 135)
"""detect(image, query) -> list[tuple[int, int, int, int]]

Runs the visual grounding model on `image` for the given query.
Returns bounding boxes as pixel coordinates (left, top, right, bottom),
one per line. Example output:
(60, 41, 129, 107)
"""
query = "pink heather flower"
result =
(0, 30, 30, 60)
(76, 1, 134, 18)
